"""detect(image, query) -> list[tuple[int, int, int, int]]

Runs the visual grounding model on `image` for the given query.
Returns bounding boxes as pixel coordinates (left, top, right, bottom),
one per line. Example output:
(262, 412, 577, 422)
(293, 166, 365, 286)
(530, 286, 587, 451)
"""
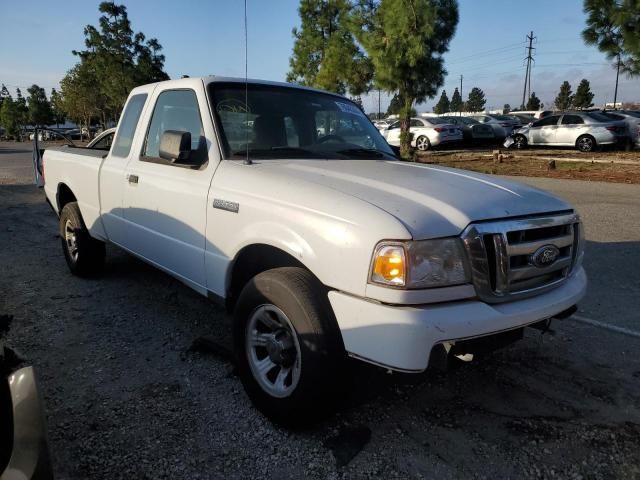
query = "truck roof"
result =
(129, 75, 344, 99)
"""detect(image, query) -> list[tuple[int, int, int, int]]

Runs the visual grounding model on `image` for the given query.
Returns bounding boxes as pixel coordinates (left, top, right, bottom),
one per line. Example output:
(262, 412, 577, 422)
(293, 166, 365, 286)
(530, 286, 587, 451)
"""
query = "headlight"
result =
(370, 238, 470, 288)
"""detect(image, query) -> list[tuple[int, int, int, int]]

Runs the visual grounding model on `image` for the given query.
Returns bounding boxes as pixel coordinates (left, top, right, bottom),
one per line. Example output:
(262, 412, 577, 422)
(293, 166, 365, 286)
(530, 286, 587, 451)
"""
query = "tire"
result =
(59, 202, 105, 276)
(514, 134, 528, 149)
(576, 135, 596, 153)
(233, 267, 346, 427)
(415, 135, 430, 151)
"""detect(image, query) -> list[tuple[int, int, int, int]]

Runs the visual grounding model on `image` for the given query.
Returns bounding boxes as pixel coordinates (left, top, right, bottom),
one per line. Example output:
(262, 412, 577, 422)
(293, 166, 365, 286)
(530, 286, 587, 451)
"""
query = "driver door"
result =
(529, 115, 561, 145)
(121, 87, 218, 291)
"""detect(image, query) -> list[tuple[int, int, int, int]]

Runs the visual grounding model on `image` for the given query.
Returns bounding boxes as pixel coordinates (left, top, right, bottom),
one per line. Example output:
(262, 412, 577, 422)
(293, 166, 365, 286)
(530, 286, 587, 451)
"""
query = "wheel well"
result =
(576, 134, 596, 144)
(226, 244, 307, 312)
(56, 184, 77, 211)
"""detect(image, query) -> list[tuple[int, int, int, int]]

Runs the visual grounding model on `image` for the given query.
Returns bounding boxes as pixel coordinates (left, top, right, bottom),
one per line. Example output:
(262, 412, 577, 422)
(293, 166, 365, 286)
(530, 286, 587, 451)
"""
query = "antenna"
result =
(243, 0, 252, 165)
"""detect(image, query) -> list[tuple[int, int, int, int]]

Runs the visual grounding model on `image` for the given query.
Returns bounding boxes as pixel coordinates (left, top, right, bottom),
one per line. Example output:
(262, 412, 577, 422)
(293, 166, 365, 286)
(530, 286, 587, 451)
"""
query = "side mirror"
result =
(159, 130, 192, 163)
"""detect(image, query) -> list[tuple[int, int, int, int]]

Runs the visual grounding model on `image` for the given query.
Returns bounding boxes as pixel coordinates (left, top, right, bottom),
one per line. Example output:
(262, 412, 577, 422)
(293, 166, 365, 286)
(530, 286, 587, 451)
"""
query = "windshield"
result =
(622, 110, 640, 118)
(491, 114, 514, 121)
(209, 82, 396, 160)
(425, 117, 450, 125)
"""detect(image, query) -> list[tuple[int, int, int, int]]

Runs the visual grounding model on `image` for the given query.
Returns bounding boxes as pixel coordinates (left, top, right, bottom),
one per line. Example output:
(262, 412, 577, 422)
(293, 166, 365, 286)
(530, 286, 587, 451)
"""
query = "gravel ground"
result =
(1, 142, 640, 479)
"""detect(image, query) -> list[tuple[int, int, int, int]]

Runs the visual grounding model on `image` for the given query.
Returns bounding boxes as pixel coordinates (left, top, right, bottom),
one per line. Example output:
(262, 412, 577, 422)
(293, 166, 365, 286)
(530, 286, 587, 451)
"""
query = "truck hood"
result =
(256, 160, 572, 239)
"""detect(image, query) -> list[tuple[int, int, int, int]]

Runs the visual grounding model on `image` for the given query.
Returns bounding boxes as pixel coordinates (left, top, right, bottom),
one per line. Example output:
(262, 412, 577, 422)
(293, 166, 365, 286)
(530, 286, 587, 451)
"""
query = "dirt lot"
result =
(2, 142, 640, 479)
(417, 148, 640, 184)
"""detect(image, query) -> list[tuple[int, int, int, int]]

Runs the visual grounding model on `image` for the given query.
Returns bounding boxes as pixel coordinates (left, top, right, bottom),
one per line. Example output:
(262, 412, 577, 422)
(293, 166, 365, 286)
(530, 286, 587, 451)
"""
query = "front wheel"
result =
(513, 134, 528, 149)
(416, 135, 431, 151)
(59, 202, 105, 276)
(233, 267, 345, 427)
(576, 135, 596, 152)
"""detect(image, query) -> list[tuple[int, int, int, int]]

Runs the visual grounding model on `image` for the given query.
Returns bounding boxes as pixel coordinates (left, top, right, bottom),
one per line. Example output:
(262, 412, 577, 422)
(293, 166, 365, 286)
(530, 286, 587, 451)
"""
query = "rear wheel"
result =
(233, 267, 345, 427)
(416, 135, 431, 151)
(576, 135, 596, 152)
(514, 134, 528, 149)
(59, 202, 105, 276)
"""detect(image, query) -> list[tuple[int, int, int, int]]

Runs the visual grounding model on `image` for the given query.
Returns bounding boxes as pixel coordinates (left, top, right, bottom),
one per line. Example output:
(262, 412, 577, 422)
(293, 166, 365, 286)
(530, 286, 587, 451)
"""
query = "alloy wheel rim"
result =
(417, 137, 428, 150)
(246, 304, 301, 398)
(579, 138, 593, 151)
(64, 219, 79, 262)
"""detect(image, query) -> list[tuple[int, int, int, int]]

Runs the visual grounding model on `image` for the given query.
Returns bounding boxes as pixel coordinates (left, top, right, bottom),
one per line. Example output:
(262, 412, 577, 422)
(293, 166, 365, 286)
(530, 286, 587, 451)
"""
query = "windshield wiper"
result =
(336, 148, 386, 159)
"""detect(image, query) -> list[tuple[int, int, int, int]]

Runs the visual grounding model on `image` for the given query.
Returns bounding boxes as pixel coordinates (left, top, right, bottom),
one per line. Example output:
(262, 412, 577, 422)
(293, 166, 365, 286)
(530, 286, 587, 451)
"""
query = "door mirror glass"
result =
(159, 130, 194, 163)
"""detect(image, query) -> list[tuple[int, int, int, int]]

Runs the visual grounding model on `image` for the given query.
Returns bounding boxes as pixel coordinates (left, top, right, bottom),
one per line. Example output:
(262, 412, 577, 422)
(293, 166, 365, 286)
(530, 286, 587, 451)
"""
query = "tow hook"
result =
(529, 305, 579, 334)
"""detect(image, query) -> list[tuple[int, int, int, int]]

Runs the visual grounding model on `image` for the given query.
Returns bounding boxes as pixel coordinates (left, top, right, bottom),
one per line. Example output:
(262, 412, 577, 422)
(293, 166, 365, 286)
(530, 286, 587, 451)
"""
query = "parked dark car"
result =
(439, 116, 495, 143)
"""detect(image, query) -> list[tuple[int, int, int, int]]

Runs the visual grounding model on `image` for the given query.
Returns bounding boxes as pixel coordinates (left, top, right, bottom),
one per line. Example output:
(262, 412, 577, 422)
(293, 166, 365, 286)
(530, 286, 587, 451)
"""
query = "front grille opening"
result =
(509, 245, 572, 269)
(506, 224, 571, 244)
(483, 234, 497, 291)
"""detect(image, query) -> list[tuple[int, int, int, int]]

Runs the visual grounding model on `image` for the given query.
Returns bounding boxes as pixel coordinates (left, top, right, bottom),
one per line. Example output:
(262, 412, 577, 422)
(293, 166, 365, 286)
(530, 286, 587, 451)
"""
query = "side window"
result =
(561, 115, 584, 125)
(410, 119, 424, 127)
(389, 121, 400, 130)
(91, 132, 114, 150)
(532, 116, 560, 128)
(111, 94, 147, 158)
(143, 89, 204, 161)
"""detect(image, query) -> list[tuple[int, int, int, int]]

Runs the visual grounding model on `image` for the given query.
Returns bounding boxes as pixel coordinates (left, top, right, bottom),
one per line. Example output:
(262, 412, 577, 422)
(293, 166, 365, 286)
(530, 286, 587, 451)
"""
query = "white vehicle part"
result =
(329, 267, 586, 372)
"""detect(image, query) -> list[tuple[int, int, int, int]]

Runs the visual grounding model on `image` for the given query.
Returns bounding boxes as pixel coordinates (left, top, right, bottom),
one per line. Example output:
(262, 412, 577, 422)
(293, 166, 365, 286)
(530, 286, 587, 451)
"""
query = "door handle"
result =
(127, 174, 139, 184)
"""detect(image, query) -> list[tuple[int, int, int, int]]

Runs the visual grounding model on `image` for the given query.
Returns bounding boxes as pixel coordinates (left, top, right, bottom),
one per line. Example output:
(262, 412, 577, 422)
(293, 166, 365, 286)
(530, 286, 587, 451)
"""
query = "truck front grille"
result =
(461, 212, 581, 303)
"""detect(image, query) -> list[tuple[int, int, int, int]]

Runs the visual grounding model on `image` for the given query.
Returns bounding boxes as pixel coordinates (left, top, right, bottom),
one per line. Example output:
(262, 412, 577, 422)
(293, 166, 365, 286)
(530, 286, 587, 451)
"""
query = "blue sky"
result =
(1, 0, 638, 112)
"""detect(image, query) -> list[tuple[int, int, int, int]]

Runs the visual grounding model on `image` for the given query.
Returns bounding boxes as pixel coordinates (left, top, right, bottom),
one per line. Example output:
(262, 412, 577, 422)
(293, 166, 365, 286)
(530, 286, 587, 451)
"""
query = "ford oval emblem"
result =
(530, 245, 560, 268)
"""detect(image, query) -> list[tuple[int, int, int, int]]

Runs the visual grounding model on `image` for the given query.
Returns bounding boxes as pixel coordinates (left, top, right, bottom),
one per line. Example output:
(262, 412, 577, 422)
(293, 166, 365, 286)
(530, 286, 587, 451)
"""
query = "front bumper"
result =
(329, 267, 587, 372)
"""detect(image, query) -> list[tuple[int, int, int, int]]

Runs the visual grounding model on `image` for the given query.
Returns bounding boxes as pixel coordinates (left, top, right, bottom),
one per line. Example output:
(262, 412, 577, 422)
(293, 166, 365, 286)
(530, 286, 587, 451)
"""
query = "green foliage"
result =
(573, 79, 595, 109)
(0, 99, 20, 137)
(554, 81, 574, 111)
(433, 90, 450, 114)
(287, 0, 373, 95)
(386, 93, 403, 115)
(353, 0, 459, 158)
(526, 92, 541, 110)
(465, 87, 485, 112)
(582, 0, 640, 75)
(26, 84, 54, 127)
(68, 2, 169, 126)
(449, 87, 462, 112)
(503, 103, 511, 114)
(59, 62, 102, 137)
(50, 89, 66, 126)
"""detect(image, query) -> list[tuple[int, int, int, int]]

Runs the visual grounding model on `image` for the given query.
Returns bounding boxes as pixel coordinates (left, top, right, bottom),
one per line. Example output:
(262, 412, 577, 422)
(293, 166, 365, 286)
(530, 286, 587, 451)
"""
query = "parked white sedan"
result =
(383, 117, 463, 150)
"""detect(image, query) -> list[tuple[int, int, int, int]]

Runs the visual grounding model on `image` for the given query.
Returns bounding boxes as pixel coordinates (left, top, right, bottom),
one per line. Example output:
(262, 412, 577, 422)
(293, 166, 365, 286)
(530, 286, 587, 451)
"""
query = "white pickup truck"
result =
(34, 77, 586, 424)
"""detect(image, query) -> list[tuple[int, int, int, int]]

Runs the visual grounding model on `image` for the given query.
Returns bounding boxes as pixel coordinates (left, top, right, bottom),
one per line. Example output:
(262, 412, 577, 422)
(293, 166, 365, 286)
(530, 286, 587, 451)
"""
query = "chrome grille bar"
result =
(461, 212, 580, 303)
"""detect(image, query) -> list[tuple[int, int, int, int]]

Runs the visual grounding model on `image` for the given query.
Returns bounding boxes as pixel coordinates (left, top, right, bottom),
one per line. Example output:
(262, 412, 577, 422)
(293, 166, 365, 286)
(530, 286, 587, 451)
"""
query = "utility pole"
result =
(521, 31, 536, 109)
(459, 74, 463, 116)
(378, 89, 381, 119)
(613, 54, 620, 109)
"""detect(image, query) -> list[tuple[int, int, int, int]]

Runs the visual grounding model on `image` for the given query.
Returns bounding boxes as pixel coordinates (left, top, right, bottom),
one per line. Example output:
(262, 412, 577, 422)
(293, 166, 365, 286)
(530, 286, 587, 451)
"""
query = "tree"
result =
(526, 92, 541, 110)
(503, 103, 511, 114)
(433, 90, 450, 114)
(573, 78, 595, 109)
(0, 99, 21, 138)
(465, 87, 485, 112)
(386, 93, 403, 115)
(554, 81, 574, 111)
(59, 62, 101, 139)
(14, 89, 29, 135)
(26, 84, 54, 127)
(350, 95, 364, 111)
(50, 88, 66, 127)
(449, 87, 462, 113)
(353, 0, 459, 158)
(583, 0, 640, 77)
(287, 0, 373, 95)
(0, 84, 11, 111)
(73, 2, 169, 123)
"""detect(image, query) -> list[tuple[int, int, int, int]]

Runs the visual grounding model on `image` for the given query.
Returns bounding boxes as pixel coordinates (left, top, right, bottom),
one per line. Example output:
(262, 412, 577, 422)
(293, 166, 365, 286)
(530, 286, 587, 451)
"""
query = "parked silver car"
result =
(383, 117, 463, 150)
(440, 116, 495, 143)
(469, 114, 521, 139)
(508, 112, 629, 152)
(600, 111, 640, 147)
